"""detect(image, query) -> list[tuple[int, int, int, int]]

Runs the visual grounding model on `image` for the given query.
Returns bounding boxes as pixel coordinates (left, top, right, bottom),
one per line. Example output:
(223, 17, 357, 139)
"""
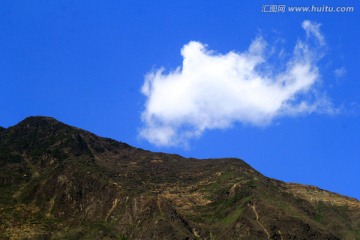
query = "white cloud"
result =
(334, 67, 347, 79)
(140, 20, 332, 147)
(302, 20, 325, 46)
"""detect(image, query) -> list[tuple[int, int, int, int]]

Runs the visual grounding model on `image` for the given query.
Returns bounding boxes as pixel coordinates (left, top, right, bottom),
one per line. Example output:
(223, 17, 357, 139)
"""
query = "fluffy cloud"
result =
(140, 21, 332, 147)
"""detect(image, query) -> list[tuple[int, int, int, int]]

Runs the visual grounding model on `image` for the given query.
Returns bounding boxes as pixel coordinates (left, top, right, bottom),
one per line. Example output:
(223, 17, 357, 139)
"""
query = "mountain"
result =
(0, 116, 359, 240)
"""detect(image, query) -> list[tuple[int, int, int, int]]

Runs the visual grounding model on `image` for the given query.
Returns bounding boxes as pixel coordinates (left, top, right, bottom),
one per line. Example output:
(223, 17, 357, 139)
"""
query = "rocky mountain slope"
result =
(0, 116, 359, 239)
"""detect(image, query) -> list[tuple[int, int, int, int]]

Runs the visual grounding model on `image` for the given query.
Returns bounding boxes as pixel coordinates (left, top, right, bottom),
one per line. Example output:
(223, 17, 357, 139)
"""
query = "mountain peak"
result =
(1, 116, 359, 239)
(16, 116, 61, 127)
(8, 116, 73, 135)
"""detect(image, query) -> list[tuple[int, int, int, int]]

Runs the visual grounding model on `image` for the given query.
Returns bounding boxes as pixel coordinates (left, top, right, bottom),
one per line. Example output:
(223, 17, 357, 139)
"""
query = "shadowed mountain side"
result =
(0, 116, 359, 239)
(0, 126, 5, 134)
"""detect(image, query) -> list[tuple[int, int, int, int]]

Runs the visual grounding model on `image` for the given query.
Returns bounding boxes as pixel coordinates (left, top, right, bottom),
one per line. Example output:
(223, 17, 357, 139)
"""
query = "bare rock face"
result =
(0, 116, 359, 239)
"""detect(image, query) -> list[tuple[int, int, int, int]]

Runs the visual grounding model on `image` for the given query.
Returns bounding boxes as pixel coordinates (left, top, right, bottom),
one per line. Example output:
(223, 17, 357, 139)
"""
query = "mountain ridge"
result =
(0, 116, 359, 239)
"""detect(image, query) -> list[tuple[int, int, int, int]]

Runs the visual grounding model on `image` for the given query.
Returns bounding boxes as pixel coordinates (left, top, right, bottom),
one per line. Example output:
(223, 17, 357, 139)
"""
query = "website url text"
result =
(261, 5, 355, 13)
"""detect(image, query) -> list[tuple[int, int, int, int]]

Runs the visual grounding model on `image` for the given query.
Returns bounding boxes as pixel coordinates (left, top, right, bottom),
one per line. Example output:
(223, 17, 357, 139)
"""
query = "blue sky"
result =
(1, 1, 359, 199)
